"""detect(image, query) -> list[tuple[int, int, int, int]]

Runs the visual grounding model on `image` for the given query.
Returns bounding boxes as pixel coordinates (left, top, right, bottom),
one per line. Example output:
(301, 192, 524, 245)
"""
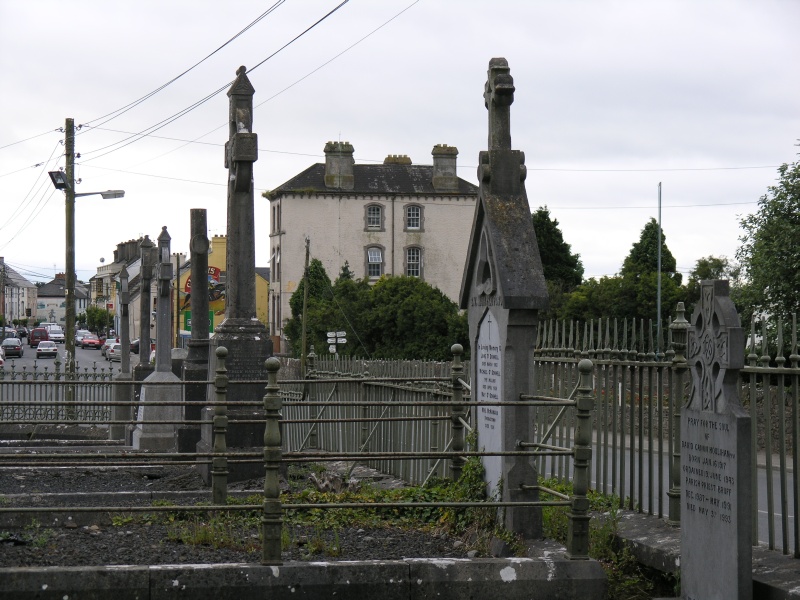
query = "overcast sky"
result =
(1, 0, 798, 290)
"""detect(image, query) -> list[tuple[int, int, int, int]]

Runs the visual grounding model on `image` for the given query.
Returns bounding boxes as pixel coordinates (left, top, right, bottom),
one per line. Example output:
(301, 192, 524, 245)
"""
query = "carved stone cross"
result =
(484, 58, 515, 151)
(686, 280, 744, 413)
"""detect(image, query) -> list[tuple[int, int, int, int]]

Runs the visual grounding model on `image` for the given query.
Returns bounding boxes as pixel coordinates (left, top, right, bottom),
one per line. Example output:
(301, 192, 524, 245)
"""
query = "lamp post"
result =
(48, 118, 124, 400)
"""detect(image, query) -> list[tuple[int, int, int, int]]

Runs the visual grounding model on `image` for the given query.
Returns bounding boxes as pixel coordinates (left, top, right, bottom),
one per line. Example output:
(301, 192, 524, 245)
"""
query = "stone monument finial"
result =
(484, 57, 515, 151)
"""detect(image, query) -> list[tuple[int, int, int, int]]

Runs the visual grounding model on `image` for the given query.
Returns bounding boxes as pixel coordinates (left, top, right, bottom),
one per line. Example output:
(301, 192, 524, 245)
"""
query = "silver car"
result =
(106, 342, 122, 362)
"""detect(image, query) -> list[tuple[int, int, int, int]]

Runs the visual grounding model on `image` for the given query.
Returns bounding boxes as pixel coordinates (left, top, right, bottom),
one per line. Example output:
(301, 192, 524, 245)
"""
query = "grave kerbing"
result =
(680, 280, 751, 600)
(460, 58, 548, 537)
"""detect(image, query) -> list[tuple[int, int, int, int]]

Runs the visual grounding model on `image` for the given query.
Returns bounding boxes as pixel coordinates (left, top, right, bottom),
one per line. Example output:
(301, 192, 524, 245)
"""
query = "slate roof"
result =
(37, 278, 66, 298)
(255, 267, 270, 281)
(270, 164, 478, 197)
(0, 263, 35, 288)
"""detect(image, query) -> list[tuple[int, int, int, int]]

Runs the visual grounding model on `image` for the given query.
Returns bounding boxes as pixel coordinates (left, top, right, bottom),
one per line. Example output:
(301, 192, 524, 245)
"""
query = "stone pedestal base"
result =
(132, 370, 183, 452)
(196, 406, 267, 484)
(110, 372, 133, 441)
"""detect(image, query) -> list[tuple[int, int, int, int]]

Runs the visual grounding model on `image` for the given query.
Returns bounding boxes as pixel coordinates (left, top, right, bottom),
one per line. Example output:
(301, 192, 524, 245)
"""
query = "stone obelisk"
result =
(198, 66, 272, 482)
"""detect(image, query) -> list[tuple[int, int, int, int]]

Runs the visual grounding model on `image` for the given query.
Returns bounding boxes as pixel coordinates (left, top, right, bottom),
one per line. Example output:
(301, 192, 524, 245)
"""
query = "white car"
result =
(75, 329, 92, 344)
(48, 326, 65, 344)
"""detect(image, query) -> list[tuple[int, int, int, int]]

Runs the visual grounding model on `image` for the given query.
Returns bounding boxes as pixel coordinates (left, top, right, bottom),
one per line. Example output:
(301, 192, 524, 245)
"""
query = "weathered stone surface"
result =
(681, 280, 751, 600)
(0, 557, 607, 600)
(460, 58, 547, 538)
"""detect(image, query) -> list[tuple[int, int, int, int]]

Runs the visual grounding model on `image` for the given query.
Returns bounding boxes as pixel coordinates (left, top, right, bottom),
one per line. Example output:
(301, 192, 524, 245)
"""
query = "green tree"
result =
(284, 258, 334, 357)
(532, 206, 584, 319)
(283, 267, 467, 360)
(736, 160, 800, 319)
(620, 218, 680, 285)
(532, 206, 584, 288)
(367, 276, 467, 360)
(683, 255, 748, 316)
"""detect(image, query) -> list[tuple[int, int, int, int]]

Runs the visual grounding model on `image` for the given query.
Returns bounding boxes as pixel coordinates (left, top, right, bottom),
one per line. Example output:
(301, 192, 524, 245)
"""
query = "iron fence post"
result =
(667, 303, 689, 526)
(450, 343, 465, 481)
(262, 356, 283, 565)
(211, 347, 229, 506)
(566, 357, 593, 559)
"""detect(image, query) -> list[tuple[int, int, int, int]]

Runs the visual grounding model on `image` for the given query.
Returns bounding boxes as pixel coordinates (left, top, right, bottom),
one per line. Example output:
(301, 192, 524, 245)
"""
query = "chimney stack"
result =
(431, 144, 458, 192)
(324, 141, 355, 190)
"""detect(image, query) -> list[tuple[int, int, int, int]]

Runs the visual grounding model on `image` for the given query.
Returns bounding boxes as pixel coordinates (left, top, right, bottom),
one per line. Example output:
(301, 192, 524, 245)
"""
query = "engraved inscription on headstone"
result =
(476, 313, 503, 496)
(680, 280, 751, 600)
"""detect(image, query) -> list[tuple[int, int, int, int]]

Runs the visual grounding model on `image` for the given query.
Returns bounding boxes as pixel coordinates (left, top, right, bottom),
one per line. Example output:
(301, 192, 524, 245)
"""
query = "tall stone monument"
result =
(460, 58, 549, 537)
(681, 280, 751, 600)
(179, 209, 211, 452)
(198, 66, 271, 482)
(110, 265, 132, 440)
(132, 227, 183, 452)
(209, 65, 270, 387)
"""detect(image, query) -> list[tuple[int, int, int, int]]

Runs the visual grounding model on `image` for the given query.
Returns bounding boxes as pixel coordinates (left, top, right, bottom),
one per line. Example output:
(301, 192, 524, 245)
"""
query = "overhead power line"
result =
(79, 1, 288, 131)
(78, 0, 350, 164)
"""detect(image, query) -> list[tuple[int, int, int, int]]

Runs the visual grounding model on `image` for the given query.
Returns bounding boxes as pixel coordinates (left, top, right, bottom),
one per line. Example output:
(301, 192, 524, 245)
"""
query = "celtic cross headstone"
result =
(681, 280, 751, 600)
(460, 58, 548, 537)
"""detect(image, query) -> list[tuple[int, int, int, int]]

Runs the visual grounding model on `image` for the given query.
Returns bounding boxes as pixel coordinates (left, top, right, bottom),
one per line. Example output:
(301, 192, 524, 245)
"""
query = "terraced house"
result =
(266, 141, 478, 352)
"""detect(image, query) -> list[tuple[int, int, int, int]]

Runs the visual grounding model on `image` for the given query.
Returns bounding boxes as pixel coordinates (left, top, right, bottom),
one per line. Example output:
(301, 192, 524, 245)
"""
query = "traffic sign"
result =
(337, 338, 347, 344)
(327, 337, 336, 343)
(328, 344, 337, 353)
(326, 331, 336, 337)
(336, 331, 346, 337)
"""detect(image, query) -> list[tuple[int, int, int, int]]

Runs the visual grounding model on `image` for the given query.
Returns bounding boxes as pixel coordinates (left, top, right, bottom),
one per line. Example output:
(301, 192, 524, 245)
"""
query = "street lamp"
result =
(48, 121, 124, 398)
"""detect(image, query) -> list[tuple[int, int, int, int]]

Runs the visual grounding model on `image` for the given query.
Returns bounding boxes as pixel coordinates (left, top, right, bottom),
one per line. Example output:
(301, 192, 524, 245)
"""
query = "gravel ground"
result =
(0, 462, 474, 568)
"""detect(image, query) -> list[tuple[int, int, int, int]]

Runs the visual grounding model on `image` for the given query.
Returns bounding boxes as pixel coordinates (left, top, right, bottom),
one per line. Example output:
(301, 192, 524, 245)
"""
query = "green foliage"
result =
(367, 276, 467, 360)
(83, 305, 112, 333)
(620, 218, 679, 282)
(561, 218, 685, 326)
(532, 206, 584, 290)
(540, 479, 679, 600)
(283, 260, 469, 360)
(736, 161, 800, 320)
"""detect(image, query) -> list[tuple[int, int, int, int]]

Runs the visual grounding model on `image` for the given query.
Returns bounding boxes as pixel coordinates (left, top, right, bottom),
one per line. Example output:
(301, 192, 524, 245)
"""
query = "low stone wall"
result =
(1, 555, 606, 600)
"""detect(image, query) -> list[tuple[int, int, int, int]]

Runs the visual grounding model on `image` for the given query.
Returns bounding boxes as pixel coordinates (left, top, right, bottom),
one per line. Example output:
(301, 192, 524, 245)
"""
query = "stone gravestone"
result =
(460, 58, 549, 537)
(132, 227, 183, 452)
(681, 280, 751, 600)
(197, 66, 272, 483)
(129, 235, 157, 445)
(178, 208, 211, 453)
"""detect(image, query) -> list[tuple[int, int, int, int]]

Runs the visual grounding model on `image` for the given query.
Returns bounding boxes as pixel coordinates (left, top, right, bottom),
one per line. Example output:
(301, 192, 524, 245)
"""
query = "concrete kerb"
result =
(615, 510, 800, 600)
(0, 554, 607, 600)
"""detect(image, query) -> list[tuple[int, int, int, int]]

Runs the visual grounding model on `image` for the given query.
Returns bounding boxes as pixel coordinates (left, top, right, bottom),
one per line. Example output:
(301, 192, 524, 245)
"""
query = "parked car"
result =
(16, 326, 28, 338)
(81, 334, 102, 349)
(1, 338, 24, 358)
(36, 341, 59, 359)
(48, 326, 65, 344)
(2, 327, 17, 338)
(28, 328, 49, 348)
(75, 329, 92, 344)
(130, 339, 140, 354)
(101, 337, 119, 357)
(106, 343, 122, 362)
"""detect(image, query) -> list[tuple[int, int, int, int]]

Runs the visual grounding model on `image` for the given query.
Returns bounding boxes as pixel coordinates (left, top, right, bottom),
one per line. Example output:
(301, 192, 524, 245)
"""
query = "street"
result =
(1, 337, 141, 373)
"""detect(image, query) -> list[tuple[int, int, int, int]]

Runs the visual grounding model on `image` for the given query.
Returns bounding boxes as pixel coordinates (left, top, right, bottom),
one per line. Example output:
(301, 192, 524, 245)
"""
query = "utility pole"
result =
(0, 261, 6, 340)
(174, 253, 180, 348)
(64, 118, 77, 386)
(300, 237, 310, 377)
(656, 182, 662, 356)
